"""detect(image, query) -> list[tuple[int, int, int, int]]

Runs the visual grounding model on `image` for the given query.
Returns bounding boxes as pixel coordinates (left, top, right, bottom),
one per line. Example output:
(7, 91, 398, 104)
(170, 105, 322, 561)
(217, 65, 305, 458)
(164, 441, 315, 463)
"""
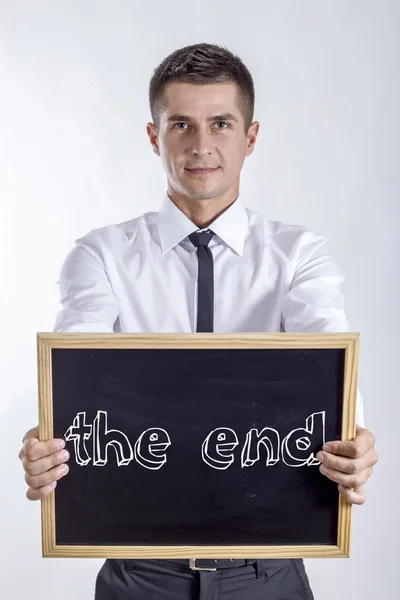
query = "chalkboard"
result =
(37, 332, 359, 559)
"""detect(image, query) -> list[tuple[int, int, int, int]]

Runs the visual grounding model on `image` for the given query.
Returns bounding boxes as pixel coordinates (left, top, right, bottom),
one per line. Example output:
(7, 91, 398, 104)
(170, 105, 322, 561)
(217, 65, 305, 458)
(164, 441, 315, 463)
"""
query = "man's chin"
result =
(182, 188, 221, 201)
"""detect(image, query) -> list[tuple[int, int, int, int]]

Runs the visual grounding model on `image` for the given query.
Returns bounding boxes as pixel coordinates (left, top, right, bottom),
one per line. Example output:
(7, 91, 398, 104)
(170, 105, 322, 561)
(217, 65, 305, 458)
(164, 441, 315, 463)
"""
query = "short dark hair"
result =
(149, 42, 255, 134)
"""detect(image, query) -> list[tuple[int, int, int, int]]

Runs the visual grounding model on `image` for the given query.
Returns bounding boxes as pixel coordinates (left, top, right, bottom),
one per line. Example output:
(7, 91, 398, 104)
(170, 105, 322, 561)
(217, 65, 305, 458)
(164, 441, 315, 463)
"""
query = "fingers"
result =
(26, 481, 58, 501)
(22, 447, 70, 477)
(23, 449, 70, 500)
(19, 426, 69, 501)
(324, 427, 376, 459)
(22, 436, 65, 462)
(24, 458, 69, 490)
(338, 485, 366, 505)
(319, 463, 373, 489)
(316, 447, 378, 475)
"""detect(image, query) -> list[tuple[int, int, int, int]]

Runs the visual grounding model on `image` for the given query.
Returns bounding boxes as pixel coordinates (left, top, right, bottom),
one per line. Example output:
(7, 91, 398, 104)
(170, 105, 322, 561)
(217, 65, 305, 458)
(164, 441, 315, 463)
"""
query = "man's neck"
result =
(167, 190, 239, 229)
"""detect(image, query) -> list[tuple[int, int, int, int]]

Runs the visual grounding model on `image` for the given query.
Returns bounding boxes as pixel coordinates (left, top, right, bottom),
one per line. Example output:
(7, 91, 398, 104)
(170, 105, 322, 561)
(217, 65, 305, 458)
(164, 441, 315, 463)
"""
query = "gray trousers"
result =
(94, 558, 315, 599)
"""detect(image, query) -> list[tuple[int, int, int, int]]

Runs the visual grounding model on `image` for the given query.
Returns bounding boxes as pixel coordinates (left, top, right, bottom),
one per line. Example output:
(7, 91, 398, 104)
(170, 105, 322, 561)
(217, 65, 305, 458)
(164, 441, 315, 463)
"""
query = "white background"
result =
(0, 1, 398, 598)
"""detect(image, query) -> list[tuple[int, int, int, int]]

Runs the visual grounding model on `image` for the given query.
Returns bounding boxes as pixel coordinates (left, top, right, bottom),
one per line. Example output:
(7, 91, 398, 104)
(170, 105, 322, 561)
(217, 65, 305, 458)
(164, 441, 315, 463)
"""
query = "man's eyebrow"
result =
(167, 113, 238, 123)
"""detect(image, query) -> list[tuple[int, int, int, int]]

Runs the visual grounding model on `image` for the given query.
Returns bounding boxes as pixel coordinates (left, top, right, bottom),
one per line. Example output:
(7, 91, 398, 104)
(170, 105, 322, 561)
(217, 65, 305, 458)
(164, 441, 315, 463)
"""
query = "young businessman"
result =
(19, 43, 378, 599)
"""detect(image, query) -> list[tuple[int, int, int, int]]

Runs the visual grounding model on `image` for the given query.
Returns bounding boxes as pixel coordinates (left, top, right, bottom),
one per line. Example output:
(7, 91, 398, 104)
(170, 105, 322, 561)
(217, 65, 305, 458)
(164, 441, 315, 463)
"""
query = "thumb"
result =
(22, 425, 39, 444)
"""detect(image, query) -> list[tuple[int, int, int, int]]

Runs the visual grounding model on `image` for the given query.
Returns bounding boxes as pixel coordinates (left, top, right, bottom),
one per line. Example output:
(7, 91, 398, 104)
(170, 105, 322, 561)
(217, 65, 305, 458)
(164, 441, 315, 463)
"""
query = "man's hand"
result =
(18, 425, 70, 500)
(316, 425, 378, 505)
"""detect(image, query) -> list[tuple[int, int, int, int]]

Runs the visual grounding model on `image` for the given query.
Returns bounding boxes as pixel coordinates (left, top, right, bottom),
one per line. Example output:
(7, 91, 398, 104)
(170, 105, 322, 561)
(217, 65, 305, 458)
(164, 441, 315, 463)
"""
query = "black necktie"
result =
(188, 229, 215, 332)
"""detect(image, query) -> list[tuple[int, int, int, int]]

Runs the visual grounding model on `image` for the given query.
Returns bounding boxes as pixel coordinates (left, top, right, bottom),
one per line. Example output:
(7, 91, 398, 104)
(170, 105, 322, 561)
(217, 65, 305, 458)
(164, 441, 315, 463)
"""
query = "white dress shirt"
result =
(54, 191, 365, 427)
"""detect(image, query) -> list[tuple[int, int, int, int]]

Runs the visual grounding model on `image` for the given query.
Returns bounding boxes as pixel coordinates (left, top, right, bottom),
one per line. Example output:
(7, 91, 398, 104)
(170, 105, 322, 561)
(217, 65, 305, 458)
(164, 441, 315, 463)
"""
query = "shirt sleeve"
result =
(53, 233, 119, 333)
(281, 230, 365, 428)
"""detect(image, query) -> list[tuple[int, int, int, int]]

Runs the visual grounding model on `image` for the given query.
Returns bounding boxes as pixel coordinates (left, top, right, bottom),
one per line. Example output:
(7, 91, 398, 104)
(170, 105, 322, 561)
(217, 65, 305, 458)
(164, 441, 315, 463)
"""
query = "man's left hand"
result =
(316, 425, 378, 505)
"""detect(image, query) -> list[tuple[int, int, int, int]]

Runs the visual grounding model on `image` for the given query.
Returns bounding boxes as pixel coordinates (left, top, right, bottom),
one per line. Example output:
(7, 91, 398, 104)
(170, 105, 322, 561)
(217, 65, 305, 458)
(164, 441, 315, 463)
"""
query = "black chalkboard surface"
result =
(37, 332, 359, 559)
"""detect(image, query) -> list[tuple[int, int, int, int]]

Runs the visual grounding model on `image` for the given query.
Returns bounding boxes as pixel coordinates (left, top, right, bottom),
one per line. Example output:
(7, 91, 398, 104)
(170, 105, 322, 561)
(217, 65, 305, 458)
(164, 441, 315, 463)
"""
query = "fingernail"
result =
(316, 451, 324, 462)
(57, 440, 65, 450)
(60, 450, 69, 461)
(60, 464, 68, 475)
(323, 444, 332, 452)
(49, 481, 57, 489)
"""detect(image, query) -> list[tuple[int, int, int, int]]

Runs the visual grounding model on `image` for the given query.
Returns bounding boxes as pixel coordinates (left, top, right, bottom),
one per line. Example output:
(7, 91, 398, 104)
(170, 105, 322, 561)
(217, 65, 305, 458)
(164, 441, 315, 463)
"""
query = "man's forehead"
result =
(163, 82, 240, 120)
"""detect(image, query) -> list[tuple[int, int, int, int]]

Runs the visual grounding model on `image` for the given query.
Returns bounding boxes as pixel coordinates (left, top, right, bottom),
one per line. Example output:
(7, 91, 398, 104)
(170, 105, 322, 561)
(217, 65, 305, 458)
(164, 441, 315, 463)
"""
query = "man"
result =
(19, 42, 378, 599)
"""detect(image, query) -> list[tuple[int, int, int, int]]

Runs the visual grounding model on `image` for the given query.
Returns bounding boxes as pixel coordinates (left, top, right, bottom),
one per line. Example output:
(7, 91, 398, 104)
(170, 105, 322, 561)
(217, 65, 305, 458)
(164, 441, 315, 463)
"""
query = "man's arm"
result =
(280, 230, 378, 504)
(53, 235, 118, 333)
(19, 233, 119, 501)
(280, 230, 365, 427)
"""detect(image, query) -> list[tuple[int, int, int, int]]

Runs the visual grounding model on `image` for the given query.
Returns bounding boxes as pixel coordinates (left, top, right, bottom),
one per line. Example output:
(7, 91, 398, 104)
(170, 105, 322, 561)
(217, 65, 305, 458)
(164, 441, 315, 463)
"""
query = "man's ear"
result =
(246, 121, 260, 157)
(147, 123, 160, 156)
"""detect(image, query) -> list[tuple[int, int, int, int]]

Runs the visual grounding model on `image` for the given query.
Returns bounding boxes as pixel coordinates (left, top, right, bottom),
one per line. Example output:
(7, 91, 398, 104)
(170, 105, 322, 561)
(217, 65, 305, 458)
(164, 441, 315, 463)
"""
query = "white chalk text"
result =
(64, 410, 325, 470)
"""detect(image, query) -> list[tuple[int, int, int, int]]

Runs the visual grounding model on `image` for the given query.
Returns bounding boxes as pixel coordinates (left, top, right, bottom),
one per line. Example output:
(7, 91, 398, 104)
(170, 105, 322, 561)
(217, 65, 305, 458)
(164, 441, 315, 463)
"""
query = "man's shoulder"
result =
(74, 209, 157, 249)
(245, 206, 327, 247)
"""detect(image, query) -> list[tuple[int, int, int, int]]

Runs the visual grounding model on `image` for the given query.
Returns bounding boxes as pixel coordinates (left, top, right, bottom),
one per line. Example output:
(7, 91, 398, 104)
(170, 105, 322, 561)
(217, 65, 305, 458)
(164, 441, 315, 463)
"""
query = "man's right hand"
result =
(18, 426, 70, 500)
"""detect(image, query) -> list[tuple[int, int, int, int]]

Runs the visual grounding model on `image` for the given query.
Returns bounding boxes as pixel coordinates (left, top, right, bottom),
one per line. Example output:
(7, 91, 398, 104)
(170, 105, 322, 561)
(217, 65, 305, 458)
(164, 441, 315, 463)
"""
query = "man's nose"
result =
(190, 130, 213, 155)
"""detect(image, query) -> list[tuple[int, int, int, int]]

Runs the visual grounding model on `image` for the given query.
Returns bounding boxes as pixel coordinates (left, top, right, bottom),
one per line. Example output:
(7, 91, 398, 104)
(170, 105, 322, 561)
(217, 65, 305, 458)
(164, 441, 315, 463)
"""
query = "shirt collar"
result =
(157, 191, 249, 256)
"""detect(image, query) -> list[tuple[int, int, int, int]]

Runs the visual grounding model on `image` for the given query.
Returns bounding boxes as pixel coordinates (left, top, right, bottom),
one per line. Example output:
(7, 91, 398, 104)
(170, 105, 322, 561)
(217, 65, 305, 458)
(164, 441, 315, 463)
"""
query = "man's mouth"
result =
(186, 167, 219, 175)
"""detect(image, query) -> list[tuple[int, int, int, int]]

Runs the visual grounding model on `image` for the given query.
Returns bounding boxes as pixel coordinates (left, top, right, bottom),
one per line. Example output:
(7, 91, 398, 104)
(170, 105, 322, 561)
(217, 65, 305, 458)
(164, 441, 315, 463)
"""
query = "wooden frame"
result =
(37, 331, 359, 559)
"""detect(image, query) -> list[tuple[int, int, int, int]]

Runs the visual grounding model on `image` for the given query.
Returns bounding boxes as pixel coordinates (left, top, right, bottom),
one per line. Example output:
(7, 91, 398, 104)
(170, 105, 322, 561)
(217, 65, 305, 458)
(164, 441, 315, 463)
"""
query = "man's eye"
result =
(173, 122, 229, 130)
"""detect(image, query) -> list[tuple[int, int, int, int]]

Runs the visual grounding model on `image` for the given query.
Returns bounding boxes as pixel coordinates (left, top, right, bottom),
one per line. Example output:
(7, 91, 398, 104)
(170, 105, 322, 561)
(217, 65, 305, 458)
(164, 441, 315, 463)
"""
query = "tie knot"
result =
(188, 229, 215, 248)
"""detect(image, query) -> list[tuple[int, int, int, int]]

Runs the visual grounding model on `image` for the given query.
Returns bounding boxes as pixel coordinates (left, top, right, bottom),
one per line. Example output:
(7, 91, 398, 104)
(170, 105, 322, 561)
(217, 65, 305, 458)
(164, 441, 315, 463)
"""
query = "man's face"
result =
(147, 82, 259, 202)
